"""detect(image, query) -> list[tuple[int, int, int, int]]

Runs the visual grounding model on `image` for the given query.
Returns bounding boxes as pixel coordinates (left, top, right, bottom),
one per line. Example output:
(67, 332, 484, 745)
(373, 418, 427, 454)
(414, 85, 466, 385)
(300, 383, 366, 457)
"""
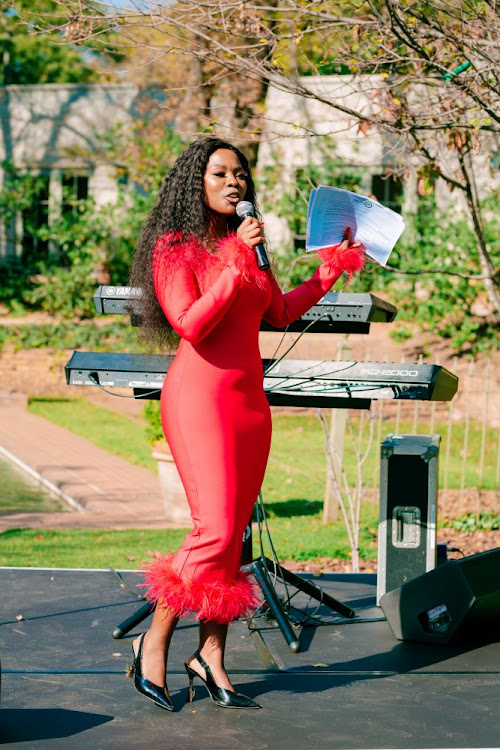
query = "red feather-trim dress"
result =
(143, 233, 364, 623)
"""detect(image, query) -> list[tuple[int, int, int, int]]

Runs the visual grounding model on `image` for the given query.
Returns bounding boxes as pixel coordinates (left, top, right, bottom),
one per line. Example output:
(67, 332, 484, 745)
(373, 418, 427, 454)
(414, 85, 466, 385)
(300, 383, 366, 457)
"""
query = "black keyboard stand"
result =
(111, 511, 355, 649)
(240, 514, 354, 651)
(242, 557, 355, 651)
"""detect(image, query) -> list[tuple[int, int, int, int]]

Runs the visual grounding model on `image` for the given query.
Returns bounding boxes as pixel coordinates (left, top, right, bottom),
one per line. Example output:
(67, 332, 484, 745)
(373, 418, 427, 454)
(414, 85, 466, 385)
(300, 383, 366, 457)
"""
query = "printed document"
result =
(306, 186, 406, 266)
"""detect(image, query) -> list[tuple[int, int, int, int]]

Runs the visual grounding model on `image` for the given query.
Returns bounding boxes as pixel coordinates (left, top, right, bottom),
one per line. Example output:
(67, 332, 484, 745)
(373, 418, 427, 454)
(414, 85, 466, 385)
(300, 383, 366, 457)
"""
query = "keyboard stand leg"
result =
(112, 602, 153, 640)
(266, 557, 355, 619)
(244, 558, 300, 652)
(242, 556, 355, 652)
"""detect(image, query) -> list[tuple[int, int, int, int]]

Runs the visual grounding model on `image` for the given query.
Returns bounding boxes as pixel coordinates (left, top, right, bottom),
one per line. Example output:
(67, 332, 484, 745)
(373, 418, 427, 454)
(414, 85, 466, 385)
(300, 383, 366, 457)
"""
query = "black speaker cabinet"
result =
(380, 547, 500, 645)
(377, 434, 440, 605)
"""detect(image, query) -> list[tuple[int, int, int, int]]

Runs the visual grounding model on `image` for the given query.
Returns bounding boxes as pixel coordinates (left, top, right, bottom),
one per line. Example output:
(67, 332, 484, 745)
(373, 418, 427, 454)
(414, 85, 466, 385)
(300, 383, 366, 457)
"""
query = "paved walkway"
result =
(0, 391, 183, 530)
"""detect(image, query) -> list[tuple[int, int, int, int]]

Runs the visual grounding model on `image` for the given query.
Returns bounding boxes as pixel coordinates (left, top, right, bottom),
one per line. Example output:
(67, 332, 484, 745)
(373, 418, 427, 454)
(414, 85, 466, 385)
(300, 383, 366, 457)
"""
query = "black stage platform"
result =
(1, 567, 499, 749)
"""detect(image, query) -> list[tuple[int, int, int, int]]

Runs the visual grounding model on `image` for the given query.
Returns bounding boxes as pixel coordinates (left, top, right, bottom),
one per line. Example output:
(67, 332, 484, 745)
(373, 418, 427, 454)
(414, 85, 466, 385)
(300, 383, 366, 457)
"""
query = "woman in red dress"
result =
(128, 138, 364, 711)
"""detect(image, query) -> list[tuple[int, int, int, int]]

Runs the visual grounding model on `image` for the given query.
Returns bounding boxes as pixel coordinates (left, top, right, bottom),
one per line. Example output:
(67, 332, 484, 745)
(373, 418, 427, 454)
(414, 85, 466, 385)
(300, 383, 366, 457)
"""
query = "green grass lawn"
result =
(0, 514, 379, 569)
(0, 528, 186, 569)
(27, 397, 500, 493)
(1, 397, 378, 567)
(0, 395, 494, 569)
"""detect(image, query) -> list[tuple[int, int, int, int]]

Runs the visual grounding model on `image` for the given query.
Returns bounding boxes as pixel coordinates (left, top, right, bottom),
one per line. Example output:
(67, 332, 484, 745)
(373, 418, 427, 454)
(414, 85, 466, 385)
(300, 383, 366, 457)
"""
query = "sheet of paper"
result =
(306, 185, 405, 266)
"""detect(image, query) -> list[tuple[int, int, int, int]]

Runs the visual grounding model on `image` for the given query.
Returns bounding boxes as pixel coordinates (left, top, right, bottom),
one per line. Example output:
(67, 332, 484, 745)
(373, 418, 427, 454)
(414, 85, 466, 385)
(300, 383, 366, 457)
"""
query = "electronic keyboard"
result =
(93, 286, 397, 335)
(65, 351, 458, 410)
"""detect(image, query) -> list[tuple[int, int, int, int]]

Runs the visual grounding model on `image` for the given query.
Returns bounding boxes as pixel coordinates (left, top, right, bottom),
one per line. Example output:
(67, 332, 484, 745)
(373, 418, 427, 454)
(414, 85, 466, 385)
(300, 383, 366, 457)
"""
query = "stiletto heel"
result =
(184, 650, 260, 709)
(130, 633, 174, 711)
(185, 664, 197, 703)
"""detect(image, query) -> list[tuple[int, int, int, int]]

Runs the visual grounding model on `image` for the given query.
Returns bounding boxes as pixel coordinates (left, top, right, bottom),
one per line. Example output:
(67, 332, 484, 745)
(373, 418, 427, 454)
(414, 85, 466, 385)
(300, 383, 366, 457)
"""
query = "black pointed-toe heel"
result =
(128, 633, 174, 711)
(184, 649, 261, 709)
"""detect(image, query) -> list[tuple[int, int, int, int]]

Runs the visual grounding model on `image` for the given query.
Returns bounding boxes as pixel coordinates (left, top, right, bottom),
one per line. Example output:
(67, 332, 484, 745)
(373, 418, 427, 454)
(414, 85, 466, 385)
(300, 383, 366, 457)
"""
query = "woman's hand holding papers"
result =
(315, 227, 366, 287)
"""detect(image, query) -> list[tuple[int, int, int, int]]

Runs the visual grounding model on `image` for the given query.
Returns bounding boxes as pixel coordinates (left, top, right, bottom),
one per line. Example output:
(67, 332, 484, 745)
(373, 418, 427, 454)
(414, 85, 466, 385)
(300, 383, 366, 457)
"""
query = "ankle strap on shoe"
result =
(194, 649, 209, 671)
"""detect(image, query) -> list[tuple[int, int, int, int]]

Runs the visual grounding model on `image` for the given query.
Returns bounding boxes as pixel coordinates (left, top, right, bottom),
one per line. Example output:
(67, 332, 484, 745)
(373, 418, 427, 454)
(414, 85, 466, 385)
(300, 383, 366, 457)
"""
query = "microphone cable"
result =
(87, 372, 160, 400)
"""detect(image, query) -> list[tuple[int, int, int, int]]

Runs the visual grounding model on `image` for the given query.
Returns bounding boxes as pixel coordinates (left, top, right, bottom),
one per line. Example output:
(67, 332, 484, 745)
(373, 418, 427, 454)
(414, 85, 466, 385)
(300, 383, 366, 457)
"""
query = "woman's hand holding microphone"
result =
(236, 215, 270, 271)
(236, 216, 265, 249)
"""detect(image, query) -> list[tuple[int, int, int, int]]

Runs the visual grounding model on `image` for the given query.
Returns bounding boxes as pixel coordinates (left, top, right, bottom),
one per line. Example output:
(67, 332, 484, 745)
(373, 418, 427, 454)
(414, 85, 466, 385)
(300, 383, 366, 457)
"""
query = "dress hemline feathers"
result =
(143, 552, 261, 624)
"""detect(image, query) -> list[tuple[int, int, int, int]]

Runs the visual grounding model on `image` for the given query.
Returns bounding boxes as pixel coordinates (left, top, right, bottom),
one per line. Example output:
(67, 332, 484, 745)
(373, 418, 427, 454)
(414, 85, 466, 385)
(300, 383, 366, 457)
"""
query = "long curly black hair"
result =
(129, 137, 259, 351)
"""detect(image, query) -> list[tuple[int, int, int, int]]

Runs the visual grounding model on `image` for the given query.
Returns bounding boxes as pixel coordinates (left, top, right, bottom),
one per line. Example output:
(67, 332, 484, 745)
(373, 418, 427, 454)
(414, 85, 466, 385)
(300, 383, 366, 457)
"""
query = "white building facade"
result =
(0, 83, 165, 262)
(1, 77, 496, 264)
(255, 76, 490, 253)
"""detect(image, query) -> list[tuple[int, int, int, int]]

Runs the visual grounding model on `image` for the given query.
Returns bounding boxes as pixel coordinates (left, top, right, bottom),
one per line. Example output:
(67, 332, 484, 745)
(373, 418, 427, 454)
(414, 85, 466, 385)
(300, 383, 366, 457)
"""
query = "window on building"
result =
(371, 174, 403, 213)
(292, 164, 364, 252)
(21, 174, 50, 264)
(21, 170, 89, 263)
(62, 172, 88, 220)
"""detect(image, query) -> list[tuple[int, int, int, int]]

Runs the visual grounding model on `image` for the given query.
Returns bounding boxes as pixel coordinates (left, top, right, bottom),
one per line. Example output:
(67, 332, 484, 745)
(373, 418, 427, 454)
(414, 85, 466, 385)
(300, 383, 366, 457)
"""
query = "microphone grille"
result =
(235, 201, 254, 219)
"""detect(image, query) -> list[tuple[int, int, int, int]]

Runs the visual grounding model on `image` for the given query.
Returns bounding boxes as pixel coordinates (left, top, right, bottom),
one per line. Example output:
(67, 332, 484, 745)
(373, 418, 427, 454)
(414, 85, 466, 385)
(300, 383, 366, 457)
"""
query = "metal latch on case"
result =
(391, 506, 421, 548)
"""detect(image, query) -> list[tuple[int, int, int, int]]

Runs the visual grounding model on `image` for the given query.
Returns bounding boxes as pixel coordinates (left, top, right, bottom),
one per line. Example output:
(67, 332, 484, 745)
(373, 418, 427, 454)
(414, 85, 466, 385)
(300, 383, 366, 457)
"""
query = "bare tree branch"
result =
(21, 0, 500, 316)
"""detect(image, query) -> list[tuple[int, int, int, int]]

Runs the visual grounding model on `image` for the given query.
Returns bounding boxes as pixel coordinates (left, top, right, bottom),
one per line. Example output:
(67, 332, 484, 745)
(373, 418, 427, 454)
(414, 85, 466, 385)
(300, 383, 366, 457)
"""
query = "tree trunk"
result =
(459, 150, 500, 318)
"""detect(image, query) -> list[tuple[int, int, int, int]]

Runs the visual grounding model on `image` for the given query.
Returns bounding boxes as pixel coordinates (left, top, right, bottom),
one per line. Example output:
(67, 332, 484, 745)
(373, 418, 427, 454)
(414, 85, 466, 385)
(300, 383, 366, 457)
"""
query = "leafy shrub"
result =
(143, 400, 164, 445)
(390, 324, 413, 343)
(0, 259, 33, 308)
(258, 143, 500, 354)
(446, 512, 500, 532)
(0, 320, 138, 351)
(0, 125, 183, 320)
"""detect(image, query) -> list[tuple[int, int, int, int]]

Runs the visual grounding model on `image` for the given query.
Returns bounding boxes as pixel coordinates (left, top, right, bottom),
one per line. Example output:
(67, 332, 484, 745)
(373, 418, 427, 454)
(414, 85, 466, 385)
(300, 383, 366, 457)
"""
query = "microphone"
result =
(236, 201, 270, 270)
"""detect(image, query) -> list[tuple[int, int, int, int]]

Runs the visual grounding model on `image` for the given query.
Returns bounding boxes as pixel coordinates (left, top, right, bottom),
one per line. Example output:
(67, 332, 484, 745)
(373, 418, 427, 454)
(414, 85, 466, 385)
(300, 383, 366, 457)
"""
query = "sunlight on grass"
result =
(11, 398, 496, 569)
(26, 400, 499, 503)
(0, 517, 379, 569)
